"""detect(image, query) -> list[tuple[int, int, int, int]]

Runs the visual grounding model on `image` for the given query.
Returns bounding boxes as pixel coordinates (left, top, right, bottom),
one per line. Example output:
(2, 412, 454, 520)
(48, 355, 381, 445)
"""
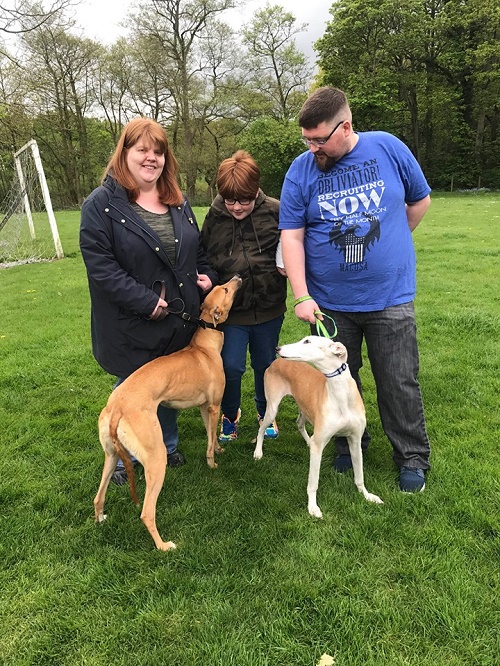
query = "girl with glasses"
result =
(201, 150, 287, 443)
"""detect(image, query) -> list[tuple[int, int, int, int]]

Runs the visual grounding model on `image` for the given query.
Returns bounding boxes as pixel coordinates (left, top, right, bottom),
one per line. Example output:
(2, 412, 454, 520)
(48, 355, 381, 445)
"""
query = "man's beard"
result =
(313, 152, 337, 172)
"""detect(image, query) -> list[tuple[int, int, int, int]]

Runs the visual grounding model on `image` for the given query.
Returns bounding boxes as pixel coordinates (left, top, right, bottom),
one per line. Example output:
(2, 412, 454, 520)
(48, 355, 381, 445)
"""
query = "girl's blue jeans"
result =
(221, 315, 284, 421)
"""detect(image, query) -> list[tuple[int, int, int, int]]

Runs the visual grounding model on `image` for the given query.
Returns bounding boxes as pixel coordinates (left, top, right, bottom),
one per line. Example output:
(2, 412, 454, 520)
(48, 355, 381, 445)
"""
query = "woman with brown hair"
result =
(80, 117, 218, 484)
(201, 150, 287, 442)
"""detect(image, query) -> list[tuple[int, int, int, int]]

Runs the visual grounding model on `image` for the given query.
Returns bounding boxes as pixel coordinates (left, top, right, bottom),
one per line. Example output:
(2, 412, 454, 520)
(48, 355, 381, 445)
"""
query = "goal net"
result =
(0, 139, 64, 268)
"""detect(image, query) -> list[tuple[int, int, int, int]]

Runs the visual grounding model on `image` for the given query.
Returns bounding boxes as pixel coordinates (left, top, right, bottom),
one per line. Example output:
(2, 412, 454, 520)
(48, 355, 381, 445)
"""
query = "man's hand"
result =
(294, 298, 321, 324)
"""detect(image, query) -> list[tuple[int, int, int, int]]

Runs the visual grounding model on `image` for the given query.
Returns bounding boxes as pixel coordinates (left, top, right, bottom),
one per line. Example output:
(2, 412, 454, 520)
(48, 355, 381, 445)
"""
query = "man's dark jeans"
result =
(314, 302, 430, 470)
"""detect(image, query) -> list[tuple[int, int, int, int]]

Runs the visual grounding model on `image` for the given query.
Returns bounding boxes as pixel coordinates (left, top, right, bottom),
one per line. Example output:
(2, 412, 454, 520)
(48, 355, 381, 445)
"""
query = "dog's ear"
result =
(331, 341, 348, 360)
(212, 306, 222, 326)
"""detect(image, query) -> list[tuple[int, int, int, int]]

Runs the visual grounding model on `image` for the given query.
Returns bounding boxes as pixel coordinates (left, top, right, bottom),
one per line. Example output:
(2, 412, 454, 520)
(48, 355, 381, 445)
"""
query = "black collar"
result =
(162, 294, 217, 329)
(324, 363, 347, 378)
(177, 311, 217, 329)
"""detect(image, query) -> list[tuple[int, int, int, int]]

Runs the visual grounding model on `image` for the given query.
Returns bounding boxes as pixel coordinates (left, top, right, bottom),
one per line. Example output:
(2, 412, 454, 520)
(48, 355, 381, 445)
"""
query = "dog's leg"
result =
(94, 416, 120, 523)
(213, 416, 224, 455)
(347, 434, 383, 504)
(307, 434, 326, 518)
(139, 435, 176, 551)
(94, 449, 119, 523)
(201, 403, 222, 469)
(253, 418, 267, 460)
(253, 372, 285, 459)
(253, 400, 280, 460)
(296, 410, 312, 447)
(141, 461, 176, 551)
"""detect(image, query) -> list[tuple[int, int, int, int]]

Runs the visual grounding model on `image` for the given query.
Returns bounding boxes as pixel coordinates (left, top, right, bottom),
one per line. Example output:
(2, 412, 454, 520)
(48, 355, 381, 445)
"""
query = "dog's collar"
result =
(151, 283, 217, 329)
(324, 363, 347, 378)
(159, 296, 217, 329)
(177, 311, 217, 329)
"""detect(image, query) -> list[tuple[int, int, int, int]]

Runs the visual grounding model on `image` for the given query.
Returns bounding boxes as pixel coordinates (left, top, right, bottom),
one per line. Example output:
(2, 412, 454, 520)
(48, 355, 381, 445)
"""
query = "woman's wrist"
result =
(150, 300, 161, 318)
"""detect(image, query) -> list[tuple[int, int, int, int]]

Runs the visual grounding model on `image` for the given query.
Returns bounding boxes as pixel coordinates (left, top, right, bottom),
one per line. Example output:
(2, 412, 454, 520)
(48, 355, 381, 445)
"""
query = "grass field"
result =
(0, 193, 499, 665)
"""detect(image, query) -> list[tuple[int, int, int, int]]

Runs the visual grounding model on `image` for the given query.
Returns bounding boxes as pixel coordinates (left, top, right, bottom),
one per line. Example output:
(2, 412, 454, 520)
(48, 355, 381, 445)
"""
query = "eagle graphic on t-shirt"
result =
(329, 213, 380, 263)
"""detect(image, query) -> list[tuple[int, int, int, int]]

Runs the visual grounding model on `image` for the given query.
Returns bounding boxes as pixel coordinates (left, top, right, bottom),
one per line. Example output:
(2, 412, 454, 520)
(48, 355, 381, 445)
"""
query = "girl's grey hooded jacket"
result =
(200, 189, 287, 326)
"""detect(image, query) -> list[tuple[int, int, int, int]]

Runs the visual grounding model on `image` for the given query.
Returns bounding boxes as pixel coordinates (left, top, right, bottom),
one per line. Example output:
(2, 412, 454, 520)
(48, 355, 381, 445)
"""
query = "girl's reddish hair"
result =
(216, 150, 260, 200)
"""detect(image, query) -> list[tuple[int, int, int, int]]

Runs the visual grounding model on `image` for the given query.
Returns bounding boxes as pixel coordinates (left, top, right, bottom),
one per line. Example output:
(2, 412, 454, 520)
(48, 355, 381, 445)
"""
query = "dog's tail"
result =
(109, 407, 139, 506)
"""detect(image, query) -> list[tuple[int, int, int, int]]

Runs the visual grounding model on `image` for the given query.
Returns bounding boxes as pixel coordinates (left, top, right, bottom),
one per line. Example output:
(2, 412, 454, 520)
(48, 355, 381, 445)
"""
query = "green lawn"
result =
(0, 193, 499, 665)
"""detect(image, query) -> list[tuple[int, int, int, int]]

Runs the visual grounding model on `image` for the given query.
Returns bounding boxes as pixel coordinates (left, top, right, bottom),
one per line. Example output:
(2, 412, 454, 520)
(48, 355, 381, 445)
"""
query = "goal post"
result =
(14, 140, 63, 259)
(14, 149, 36, 239)
(0, 139, 64, 268)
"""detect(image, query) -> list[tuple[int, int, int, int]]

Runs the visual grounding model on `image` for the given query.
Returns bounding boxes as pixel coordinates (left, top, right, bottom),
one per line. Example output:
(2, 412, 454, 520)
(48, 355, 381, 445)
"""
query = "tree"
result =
(315, 0, 500, 188)
(0, 53, 33, 199)
(316, 0, 429, 150)
(0, 0, 320, 203)
(125, 33, 179, 122)
(0, 0, 72, 33)
(435, 0, 500, 186)
(93, 39, 136, 144)
(128, 0, 238, 199)
(0, 51, 33, 148)
(242, 4, 311, 121)
(239, 117, 304, 197)
(21, 18, 103, 204)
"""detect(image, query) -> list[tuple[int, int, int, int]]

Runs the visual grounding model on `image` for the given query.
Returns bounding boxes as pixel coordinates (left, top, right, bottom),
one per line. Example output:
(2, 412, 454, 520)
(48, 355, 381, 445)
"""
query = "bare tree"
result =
(0, 0, 73, 33)
(125, 33, 180, 122)
(93, 39, 137, 143)
(129, 0, 238, 198)
(242, 4, 311, 120)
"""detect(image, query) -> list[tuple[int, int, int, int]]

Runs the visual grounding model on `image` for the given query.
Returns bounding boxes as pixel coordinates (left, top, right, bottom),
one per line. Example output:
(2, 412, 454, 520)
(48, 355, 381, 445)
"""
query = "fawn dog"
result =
(254, 336, 383, 517)
(94, 275, 242, 551)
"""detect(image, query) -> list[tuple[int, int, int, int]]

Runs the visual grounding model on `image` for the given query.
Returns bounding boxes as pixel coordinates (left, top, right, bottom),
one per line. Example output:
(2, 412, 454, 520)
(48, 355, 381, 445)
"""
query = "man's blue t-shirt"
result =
(279, 131, 431, 311)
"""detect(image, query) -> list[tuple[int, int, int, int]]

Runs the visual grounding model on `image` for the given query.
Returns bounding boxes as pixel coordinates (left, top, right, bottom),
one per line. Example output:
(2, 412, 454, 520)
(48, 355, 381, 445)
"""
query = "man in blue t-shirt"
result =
(280, 86, 431, 493)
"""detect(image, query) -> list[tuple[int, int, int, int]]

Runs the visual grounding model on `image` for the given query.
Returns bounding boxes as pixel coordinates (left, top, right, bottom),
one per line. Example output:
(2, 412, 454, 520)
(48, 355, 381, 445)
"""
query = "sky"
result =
(73, 0, 333, 67)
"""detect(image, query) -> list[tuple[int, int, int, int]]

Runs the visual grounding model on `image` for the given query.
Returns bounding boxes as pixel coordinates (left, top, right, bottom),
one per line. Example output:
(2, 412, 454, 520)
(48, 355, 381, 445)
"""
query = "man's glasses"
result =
(301, 119, 345, 147)
(224, 198, 254, 206)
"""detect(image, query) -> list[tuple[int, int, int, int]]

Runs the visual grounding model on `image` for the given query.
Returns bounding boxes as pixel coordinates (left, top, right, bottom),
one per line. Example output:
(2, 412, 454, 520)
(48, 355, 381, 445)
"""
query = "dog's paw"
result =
(366, 493, 384, 504)
(308, 505, 323, 519)
(253, 450, 263, 460)
(358, 486, 384, 504)
(157, 540, 177, 552)
(96, 513, 107, 523)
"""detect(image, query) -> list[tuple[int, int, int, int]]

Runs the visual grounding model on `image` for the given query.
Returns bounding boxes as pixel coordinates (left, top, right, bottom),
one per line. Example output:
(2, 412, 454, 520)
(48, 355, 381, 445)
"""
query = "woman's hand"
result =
(150, 297, 168, 319)
(196, 273, 213, 292)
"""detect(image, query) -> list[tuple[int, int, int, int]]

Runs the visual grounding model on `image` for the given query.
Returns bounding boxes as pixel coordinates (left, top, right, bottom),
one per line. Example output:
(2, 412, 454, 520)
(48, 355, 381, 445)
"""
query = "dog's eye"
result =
(303, 339, 311, 344)
(223, 287, 228, 293)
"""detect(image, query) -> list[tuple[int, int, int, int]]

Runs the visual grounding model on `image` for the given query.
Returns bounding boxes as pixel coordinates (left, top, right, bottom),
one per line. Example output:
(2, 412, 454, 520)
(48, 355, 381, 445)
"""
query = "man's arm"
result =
(281, 228, 319, 324)
(406, 195, 431, 232)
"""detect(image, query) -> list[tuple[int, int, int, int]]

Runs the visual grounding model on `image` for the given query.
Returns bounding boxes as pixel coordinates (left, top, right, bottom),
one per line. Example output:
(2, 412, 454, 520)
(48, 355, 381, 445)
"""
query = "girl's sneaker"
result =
(219, 408, 241, 442)
(258, 414, 279, 439)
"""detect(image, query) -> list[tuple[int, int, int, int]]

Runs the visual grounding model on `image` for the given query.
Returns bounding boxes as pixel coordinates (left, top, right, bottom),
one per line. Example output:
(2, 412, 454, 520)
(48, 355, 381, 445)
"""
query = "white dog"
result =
(254, 336, 383, 517)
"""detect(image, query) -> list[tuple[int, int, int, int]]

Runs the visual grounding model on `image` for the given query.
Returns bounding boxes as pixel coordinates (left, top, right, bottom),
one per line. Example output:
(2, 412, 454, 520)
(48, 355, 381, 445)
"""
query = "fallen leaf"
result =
(317, 654, 335, 666)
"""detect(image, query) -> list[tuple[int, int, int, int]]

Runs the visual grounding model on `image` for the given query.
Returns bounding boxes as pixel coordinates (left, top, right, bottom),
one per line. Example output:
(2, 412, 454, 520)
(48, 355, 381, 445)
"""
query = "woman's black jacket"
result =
(80, 175, 218, 377)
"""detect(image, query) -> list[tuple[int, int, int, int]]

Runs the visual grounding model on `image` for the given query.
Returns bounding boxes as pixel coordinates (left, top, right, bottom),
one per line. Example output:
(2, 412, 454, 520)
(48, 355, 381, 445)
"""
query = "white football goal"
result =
(0, 139, 64, 268)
